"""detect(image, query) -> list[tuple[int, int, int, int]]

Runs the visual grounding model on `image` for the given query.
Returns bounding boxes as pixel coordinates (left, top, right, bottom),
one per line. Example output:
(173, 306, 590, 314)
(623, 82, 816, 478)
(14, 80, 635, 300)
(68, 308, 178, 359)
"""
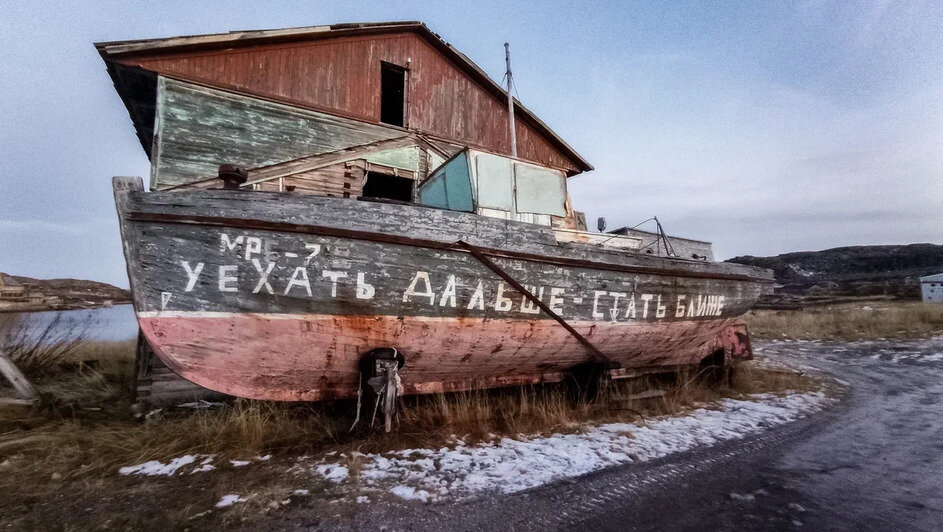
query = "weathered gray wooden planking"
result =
(126, 184, 773, 281)
(114, 177, 765, 323)
(136, 349, 223, 407)
(172, 136, 418, 190)
(153, 78, 404, 189)
(614, 227, 716, 261)
(113, 177, 149, 309)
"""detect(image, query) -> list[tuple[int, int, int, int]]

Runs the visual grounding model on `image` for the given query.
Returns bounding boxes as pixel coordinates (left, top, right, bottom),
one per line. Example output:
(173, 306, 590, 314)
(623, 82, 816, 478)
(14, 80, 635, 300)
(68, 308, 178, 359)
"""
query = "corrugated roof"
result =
(920, 273, 943, 282)
(94, 21, 593, 174)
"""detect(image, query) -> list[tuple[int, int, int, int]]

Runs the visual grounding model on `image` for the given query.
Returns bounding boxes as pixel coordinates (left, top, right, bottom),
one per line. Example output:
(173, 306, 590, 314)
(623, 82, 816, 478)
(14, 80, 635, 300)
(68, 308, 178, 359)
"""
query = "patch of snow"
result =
(356, 495, 370, 504)
(789, 502, 807, 512)
(292, 489, 310, 496)
(257, 454, 272, 461)
(192, 457, 216, 473)
(390, 485, 431, 502)
(787, 263, 816, 278)
(230, 460, 251, 467)
(316, 464, 349, 483)
(119, 455, 197, 476)
(304, 392, 831, 501)
(191, 463, 215, 473)
(730, 492, 756, 502)
(215, 494, 248, 508)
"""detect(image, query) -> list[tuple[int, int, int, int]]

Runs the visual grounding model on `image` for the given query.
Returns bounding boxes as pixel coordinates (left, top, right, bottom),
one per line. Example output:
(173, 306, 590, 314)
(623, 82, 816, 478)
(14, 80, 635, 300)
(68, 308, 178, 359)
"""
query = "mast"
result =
(504, 42, 518, 157)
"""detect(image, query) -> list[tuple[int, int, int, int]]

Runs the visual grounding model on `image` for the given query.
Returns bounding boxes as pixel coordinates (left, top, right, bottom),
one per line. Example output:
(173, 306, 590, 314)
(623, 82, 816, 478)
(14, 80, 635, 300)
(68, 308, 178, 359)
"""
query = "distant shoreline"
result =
(0, 300, 132, 314)
(0, 272, 131, 314)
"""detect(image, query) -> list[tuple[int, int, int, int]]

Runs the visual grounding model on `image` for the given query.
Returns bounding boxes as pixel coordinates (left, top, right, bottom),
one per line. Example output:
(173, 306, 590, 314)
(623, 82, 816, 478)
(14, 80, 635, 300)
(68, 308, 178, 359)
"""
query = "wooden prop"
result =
(0, 348, 37, 402)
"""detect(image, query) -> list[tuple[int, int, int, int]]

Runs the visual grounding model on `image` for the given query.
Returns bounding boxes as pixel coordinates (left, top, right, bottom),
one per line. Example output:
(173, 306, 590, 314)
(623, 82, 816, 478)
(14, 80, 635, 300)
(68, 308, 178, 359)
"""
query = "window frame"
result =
(379, 61, 408, 128)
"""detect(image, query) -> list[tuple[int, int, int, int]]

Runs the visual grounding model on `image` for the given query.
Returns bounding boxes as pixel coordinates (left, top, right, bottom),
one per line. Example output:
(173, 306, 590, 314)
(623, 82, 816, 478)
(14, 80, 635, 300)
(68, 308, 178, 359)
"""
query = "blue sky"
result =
(1, 1, 940, 287)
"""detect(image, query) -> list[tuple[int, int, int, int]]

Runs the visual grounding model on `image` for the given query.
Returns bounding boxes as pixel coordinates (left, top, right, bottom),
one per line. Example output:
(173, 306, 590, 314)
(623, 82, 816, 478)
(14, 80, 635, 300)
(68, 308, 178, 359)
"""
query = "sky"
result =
(1, 1, 940, 287)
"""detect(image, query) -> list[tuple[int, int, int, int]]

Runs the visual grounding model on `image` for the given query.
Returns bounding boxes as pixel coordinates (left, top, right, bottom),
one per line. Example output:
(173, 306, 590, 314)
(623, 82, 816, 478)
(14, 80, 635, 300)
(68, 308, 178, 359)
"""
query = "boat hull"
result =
(139, 313, 750, 401)
(114, 177, 773, 401)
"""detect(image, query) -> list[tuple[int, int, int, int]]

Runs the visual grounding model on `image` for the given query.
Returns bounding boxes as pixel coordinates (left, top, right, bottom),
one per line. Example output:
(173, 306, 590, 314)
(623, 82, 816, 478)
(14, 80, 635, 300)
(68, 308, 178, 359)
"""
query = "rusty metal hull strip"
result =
(456, 240, 614, 367)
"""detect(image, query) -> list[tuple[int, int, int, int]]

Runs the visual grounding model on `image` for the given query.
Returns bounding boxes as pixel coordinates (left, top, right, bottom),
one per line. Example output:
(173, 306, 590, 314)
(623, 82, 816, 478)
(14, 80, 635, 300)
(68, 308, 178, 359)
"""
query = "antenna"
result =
(504, 42, 518, 157)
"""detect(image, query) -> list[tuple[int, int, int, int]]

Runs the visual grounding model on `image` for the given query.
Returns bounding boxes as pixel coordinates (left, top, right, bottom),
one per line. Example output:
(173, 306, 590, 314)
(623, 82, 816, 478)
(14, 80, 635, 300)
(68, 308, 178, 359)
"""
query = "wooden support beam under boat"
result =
(0, 347, 37, 402)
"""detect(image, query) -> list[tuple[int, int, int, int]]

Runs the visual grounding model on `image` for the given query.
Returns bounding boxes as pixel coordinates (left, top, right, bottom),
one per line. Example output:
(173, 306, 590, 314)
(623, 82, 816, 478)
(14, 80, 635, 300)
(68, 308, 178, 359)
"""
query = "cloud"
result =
(568, 51, 942, 259)
(1, 2, 940, 283)
(0, 218, 113, 236)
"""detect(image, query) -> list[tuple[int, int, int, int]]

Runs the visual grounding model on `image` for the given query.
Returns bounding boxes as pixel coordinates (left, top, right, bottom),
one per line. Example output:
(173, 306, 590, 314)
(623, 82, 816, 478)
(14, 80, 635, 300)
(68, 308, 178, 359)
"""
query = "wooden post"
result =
(0, 347, 37, 400)
(505, 42, 517, 158)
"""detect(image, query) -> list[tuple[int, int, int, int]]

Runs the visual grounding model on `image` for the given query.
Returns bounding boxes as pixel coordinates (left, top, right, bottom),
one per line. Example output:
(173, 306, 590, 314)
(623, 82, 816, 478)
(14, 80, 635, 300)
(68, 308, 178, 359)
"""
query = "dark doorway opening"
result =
(380, 62, 406, 127)
(362, 172, 414, 202)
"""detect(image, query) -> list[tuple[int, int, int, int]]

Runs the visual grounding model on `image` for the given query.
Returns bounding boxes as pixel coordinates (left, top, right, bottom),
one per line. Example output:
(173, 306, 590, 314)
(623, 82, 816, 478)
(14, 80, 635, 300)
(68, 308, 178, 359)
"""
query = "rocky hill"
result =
(1, 273, 130, 311)
(726, 244, 943, 299)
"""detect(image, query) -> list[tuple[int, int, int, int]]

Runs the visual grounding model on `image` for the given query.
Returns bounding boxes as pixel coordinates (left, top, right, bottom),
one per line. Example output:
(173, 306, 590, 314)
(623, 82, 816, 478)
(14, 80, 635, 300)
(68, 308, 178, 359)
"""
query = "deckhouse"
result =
(96, 21, 593, 231)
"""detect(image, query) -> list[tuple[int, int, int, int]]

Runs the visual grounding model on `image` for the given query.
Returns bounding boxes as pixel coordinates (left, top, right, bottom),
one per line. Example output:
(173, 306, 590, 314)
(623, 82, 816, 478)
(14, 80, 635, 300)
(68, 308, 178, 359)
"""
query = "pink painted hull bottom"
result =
(140, 313, 745, 401)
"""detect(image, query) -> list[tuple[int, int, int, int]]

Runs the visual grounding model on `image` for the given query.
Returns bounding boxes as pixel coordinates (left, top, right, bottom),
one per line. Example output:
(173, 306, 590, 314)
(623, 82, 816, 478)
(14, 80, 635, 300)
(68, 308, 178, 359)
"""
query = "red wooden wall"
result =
(116, 32, 581, 174)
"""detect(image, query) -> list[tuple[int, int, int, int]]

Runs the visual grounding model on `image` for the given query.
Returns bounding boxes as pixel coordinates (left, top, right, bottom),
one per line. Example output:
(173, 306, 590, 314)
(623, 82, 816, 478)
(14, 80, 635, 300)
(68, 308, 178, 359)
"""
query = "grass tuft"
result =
(746, 301, 943, 341)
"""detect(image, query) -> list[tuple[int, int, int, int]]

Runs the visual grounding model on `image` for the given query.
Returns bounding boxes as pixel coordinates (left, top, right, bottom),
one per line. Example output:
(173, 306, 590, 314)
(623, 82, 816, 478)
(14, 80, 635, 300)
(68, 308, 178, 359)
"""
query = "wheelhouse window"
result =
(417, 151, 474, 212)
(380, 62, 406, 127)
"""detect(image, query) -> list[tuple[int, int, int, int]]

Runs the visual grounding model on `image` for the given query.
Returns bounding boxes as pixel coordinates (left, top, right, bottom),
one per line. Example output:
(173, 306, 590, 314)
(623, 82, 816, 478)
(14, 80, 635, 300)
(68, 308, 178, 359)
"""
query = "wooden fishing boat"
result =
(113, 172, 772, 401)
(99, 22, 774, 404)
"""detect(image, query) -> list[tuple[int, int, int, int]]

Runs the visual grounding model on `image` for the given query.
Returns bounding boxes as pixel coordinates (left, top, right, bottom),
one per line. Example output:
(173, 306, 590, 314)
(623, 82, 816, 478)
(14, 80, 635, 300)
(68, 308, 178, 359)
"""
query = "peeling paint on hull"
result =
(139, 313, 743, 401)
(114, 177, 774, 401)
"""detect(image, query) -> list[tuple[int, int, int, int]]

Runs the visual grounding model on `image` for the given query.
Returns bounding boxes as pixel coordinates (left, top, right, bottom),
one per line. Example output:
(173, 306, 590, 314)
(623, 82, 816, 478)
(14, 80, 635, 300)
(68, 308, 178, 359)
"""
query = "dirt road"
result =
(293, 337, 942, 531)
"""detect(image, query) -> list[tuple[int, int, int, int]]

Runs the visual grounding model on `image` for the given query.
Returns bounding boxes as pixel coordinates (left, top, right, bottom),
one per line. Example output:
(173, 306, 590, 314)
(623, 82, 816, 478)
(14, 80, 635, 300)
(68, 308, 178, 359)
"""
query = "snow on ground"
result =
(119, 454, 268, 476)
(119, 455, 198, 476)
(316, 464, 349, 482)
(390, 485, 432, 502)
(191, 456, 216, 473)
(305, 391, 832, 501)
(215, 494, 248, 508)
(757, 337, 943, 366)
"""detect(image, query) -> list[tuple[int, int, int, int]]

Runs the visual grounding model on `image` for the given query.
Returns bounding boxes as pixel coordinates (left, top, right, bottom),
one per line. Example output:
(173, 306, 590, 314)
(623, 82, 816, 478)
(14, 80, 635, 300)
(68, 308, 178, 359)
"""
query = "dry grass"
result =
(0, 303, 864, 528)
(0, 354, 821, 487)
(0, 312, 100, 374)
(746, 301, 943, 341)
(0, 334, 824, 528)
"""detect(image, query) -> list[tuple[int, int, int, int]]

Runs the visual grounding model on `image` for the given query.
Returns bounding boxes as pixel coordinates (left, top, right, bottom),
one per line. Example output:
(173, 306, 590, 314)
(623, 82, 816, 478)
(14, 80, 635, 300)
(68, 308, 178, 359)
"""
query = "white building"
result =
(921, 273, 943, 303)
